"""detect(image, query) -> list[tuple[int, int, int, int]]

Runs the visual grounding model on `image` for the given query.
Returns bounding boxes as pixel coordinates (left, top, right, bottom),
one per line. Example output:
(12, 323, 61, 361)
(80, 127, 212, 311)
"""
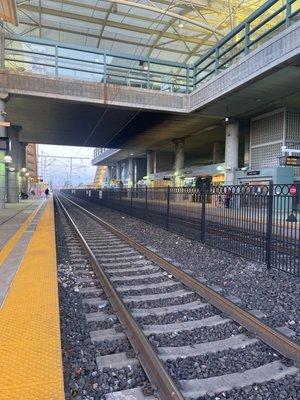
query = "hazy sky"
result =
(37, 145, 97, 187)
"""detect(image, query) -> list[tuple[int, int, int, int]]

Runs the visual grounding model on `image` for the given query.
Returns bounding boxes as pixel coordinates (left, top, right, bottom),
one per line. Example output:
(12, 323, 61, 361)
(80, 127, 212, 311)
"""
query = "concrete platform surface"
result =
(0, 199, 65, 399)
(0, 199, 43, 249)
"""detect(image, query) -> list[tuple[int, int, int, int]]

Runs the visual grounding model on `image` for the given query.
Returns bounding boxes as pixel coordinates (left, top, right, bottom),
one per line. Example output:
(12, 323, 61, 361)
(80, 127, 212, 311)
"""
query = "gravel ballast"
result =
(148, 322, 246, 348)
(55, 204, 148, 399)
(165, 342, 282, 380)
(70, 199, 300, 343)
(57, 196, 300, 399)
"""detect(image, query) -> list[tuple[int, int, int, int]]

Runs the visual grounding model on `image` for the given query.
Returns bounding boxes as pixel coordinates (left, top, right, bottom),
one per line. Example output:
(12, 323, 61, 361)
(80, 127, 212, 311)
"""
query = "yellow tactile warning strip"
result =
(0, 200, 45, 265)
(0, 199, 65, 400)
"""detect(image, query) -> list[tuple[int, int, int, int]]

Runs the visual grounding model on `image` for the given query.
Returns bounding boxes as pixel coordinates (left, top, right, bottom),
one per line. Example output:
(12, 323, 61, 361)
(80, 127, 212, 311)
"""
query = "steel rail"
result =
(55, 195, 184, 400)
(59, 193, 300, 366)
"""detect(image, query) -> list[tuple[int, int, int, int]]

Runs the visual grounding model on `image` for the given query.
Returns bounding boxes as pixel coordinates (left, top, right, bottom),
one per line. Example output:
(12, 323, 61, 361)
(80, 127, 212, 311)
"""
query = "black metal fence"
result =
(61, 184, 300, 276)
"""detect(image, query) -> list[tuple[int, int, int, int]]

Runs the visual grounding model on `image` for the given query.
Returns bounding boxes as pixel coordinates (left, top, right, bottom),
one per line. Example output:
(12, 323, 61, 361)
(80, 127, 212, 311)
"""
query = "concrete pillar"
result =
(153, 152, 157, 174)
(106, 166, 112, 185)
(19, 142, 28, 194)
(0, 98, 6, 208)
(7, 127, 20, 203)
(173, 138, 185, 186)
(225, 120, 239, 185)
(213, 142, 222, 164)
(146, 151, 153, 177)
(116, 163, 121, 181)
(0, 150, 5, 208)
(128, 158, 134, 187)
(0, 23, 4, 69)
(134, 159, 137, 187)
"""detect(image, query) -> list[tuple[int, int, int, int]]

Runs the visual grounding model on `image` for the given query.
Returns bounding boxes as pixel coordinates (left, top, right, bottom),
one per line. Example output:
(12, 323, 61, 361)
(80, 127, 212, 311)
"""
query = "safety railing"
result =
(3, 35, 193, 94)
(62, 184, 300, 276)
(2, 0, 299, 94)
(94, 148, 109, 158)
(193, 0, 300, 87)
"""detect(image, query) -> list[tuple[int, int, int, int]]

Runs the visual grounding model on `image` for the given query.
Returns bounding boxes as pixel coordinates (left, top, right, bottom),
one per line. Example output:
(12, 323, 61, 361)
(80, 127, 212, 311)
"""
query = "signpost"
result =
(290, 185, 297, 197)
(287, 184, 298, 222)
(279, 156, 300, 166)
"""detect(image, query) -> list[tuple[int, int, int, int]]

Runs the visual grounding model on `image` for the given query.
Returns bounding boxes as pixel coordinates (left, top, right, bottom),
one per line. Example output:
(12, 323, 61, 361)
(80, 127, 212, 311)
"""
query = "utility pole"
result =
(70, 157, 72, 187)
(38, 153, 90, 187)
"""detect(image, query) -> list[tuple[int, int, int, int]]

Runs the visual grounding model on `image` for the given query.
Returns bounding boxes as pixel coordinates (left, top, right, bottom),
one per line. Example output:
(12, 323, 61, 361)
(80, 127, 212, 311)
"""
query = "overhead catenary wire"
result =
(81, 0, 178, 148)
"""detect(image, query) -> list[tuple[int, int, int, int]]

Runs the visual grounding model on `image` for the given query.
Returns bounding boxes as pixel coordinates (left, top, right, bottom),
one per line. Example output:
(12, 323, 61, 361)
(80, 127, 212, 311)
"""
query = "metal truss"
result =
(4, 0, 270, 64)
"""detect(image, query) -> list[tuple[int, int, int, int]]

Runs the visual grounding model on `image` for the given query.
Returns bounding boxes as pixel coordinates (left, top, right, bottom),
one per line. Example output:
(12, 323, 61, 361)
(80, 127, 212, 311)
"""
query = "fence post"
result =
(193, 66, 196, 90)
(0, 27, 4, 69)
(145, 186, 148, 210)
(244, 23, 250, 55)
(286, 0, 291, 27)
(130, 187, 133, 208)
(103, 53, 107, 83)
(265, 181, 274, 269)
(166, 186, 170, 231)
(186, 67, 190, 94)
(55, 45, 58, 76)
(200, 188, 206, 243)
(214, 47, 220, 75)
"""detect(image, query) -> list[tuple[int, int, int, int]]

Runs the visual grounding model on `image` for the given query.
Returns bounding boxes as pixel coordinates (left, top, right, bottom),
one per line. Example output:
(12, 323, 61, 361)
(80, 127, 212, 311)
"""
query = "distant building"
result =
(94, 165, 107, 187)
(26, 144, 37, 178)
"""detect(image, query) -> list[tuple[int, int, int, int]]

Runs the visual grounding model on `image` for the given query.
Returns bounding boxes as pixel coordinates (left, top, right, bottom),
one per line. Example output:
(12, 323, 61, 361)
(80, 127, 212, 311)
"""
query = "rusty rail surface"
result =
(59, 194, 300, 367)
(56, 195, 184, 400)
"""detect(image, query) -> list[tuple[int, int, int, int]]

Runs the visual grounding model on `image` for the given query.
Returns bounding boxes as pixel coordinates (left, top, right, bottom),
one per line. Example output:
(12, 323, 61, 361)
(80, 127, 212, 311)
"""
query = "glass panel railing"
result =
(4, 36, 192, 93)
(3, 0, 299, 93)
(193, 0, 299, 88)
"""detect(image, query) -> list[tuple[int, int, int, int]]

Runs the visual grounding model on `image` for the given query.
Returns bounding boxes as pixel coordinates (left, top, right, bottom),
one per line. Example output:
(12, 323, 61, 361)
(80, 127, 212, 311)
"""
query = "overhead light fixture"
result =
(130, 153, 134, 156)
(178, 20, 184, 28)
(139, 60, 148, 71)
(3, 155, 12, 164)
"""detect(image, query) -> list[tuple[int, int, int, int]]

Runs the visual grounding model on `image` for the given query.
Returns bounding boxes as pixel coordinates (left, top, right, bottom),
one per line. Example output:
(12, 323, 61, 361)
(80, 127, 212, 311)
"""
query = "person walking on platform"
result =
(45, 188, 49, 198)
(225, 189, 233, 208)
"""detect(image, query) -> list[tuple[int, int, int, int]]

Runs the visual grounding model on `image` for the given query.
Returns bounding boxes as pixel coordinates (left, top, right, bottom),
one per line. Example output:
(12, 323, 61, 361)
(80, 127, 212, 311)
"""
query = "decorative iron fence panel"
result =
(61, 184, 300, 276)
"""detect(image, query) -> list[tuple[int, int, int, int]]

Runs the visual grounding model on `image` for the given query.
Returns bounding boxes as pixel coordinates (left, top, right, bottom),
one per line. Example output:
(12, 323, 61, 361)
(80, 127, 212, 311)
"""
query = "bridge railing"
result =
(193, 0, 300, 87)
(2, 0, 299, 94)
(4, 35, 193, 94)
(94, 148, 109, 158)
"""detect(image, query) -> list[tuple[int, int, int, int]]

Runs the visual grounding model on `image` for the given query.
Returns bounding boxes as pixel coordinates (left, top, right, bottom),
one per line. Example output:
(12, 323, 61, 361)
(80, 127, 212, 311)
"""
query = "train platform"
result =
(0, 198, 65, 399)
(0, 199, 43, 249)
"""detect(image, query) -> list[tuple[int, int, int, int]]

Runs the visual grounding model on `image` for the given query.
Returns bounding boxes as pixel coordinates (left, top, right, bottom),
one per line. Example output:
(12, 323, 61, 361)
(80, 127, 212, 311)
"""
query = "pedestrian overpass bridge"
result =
(0, 0, 299, 149)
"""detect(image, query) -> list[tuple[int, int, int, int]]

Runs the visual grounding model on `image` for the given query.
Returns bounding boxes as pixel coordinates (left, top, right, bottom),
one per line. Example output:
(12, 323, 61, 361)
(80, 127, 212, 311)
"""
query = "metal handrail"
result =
(94, 148, 109, 158)
(4, 34, 193, 93)
(193, 0, 299, 87)
(2, 0, 299, 92)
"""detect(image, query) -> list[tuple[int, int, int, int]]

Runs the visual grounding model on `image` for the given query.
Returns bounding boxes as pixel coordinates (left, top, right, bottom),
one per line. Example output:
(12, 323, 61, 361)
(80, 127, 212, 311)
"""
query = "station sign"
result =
(247, 170, 260, 176)
(279, 156, 300, 166)
(290, 185, 297, 196)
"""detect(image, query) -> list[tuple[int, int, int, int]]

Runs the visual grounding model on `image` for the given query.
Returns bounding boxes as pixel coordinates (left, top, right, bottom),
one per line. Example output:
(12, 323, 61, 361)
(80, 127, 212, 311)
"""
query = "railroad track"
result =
(56, 194, 300, 399)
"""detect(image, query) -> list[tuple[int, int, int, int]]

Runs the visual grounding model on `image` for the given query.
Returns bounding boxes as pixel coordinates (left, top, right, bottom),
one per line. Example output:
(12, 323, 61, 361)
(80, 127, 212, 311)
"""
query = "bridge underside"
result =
(6, 55, 300, 153)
